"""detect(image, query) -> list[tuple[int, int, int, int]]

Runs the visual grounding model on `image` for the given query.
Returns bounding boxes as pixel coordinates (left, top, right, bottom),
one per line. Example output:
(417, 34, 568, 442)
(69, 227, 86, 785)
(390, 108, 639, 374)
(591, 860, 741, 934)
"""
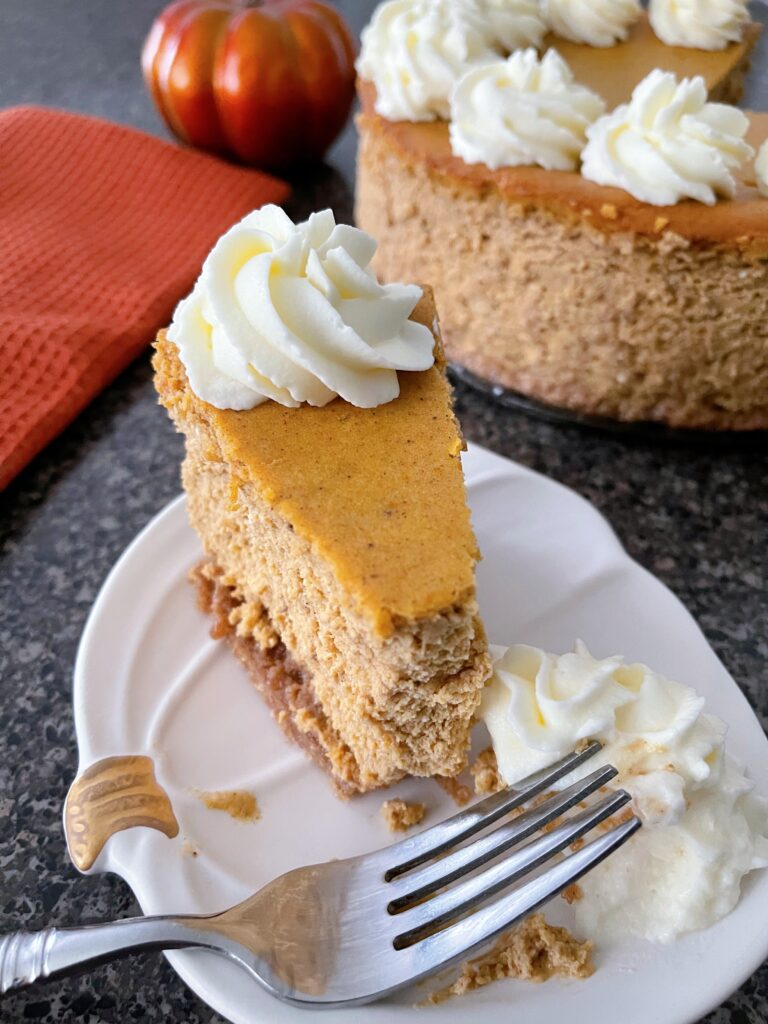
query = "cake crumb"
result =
(654, 215, 670, 232)
(181, 838, 199, 858)
(470, 747, 505, 795)
(422, 914, 594, 1004)
(198, 790, 260, 822)
(600, 202, 618, 220)
(562, 883, 583, 904)
(598, 806, 635, 832)
(381, 798, 427, 832)
(435, 775, 472, 807)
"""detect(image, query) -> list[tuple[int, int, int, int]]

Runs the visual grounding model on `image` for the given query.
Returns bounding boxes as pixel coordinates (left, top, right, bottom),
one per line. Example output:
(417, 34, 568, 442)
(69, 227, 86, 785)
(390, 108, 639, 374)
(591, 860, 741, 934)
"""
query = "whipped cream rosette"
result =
(356, 0, 547, 122)
(581, 69, 753, 204)
(754, 140, 768, 196)
(169, 205, 435, 410)
(356, 0, 498, 121)
(450, 48, 605, 171)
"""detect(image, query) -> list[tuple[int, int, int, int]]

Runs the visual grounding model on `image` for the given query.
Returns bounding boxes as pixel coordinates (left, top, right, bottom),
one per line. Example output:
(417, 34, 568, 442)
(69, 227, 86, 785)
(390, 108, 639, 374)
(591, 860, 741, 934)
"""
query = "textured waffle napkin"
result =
(0, 105, 290, 490)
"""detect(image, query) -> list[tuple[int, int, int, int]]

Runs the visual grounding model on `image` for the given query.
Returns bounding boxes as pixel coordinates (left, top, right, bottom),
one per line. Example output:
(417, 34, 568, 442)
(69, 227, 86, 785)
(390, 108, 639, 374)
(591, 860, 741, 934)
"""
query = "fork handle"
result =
(0, 917, 214, 993)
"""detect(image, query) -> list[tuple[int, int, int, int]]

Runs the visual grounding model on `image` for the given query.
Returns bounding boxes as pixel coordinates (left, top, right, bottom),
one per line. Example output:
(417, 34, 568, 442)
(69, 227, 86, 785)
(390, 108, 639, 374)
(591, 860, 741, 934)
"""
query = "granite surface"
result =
(0, 2, 767, 1022)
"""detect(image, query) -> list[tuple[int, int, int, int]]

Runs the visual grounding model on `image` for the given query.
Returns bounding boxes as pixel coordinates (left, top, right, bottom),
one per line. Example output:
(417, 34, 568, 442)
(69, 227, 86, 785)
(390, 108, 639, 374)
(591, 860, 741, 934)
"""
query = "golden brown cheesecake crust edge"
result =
(192, 560, 367, 797)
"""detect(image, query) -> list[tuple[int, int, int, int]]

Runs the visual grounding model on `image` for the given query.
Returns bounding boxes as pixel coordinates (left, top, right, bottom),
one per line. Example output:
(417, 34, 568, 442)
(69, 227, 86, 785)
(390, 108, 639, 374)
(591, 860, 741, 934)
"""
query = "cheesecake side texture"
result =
(355, 98, 768, 430)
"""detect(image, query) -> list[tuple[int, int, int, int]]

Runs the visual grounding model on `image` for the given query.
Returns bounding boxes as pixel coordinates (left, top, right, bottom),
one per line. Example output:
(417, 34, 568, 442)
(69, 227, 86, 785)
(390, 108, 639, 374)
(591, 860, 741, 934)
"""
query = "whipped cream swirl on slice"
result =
(450, 49, 606, 171)
(542, 0, 641, 46)
(649, 0, 749, 50)
(481, 641, 768, 943)
(755, 140, 768, 197)
(168, 205, 435, 410)
(581, 70, 753, 204)
(356, 0, 499, 121)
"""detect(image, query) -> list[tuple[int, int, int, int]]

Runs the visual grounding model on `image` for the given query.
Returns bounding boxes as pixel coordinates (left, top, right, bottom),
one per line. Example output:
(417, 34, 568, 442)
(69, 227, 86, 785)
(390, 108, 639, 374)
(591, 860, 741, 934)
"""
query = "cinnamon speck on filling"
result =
(381, 798, 427, 832)
(470, 747, 505, 795)
(198, 790, 261, 822)
(422, 914, 594, 1005)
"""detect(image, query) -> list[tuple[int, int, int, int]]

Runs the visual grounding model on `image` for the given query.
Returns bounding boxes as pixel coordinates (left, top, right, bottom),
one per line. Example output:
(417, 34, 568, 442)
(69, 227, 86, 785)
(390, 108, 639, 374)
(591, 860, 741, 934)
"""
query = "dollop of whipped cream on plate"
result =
(581, 69, 753, 204)
(755, 140, 768, 197)
(542, 0, 641, 47)
(356, 0, 546, 122)
(481, 641, 768, 943)
(168, 205, 435, 410)
(649, 0, 749, 50)
(450, 48, 605, 171)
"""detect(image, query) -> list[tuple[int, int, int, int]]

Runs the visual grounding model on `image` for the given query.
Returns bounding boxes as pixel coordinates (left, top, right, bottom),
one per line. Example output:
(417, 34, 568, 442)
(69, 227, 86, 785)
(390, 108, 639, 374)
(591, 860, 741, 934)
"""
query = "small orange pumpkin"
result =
(142, 0, 357, 170)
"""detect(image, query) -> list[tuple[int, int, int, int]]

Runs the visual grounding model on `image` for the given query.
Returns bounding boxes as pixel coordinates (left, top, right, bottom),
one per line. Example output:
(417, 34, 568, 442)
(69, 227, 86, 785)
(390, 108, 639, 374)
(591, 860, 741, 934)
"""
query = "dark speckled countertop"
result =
(1, 2, 767, 1022)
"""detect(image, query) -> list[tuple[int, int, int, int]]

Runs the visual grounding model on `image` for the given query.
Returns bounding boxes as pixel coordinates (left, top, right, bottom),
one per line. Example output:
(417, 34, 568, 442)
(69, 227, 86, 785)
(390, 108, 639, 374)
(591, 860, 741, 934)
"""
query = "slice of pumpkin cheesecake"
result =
(153, 205, 490, 796)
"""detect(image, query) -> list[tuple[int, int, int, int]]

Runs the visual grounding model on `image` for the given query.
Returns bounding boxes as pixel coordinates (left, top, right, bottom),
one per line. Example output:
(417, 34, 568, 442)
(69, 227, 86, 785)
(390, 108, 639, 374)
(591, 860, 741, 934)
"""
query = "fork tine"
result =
(394, 816, 641, 974)
(391, 789, 630, 945)
(384, 741, 603, 880)
(387, 763, 617, 909)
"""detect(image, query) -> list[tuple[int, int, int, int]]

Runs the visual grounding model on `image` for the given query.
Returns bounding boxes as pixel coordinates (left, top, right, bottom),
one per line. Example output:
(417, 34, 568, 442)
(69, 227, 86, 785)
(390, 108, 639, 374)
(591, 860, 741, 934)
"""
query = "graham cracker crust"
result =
(191, 561, 362, 798)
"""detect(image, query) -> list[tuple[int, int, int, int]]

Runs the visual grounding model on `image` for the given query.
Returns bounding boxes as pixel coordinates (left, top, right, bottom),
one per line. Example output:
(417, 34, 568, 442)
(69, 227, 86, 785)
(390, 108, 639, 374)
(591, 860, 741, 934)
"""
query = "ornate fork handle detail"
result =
(0, 929, 56, 992)
(0, 918, 218, 994)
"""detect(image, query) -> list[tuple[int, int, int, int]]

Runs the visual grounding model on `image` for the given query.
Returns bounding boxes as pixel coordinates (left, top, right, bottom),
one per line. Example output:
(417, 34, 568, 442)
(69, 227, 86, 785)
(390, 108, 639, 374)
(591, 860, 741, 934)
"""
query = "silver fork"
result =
(0, 742, 639, 1008)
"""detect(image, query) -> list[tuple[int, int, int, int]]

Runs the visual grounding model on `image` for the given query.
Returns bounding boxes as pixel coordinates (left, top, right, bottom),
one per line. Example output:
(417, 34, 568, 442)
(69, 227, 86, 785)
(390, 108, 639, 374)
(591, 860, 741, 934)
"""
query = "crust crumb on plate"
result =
(470, 747, 505, 795)
(422, 914, 594, 1004)
(597, 806, 636, 832)
(435, 775, 473, 806)
(562, 883, 584, 904)
(381, 798, 427, 832)
(197, 790, 261, 822)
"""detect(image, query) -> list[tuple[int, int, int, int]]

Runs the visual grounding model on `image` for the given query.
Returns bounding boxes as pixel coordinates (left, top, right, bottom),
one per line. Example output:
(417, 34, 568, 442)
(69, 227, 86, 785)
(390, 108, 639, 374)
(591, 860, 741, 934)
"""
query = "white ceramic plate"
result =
(73, 443, 768, 1024)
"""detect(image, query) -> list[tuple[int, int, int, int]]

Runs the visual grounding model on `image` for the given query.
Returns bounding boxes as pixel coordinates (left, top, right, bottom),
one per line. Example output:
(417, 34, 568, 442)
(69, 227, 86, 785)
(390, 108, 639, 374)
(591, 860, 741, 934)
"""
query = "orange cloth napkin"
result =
(0, 105, 290, 491)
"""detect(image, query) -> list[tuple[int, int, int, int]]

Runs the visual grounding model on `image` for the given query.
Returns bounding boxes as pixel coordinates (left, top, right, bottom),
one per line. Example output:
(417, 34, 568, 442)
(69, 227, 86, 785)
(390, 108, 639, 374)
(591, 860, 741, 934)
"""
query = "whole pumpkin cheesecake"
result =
(153, 205, 490, 795)
(355, 2, 768, 429)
